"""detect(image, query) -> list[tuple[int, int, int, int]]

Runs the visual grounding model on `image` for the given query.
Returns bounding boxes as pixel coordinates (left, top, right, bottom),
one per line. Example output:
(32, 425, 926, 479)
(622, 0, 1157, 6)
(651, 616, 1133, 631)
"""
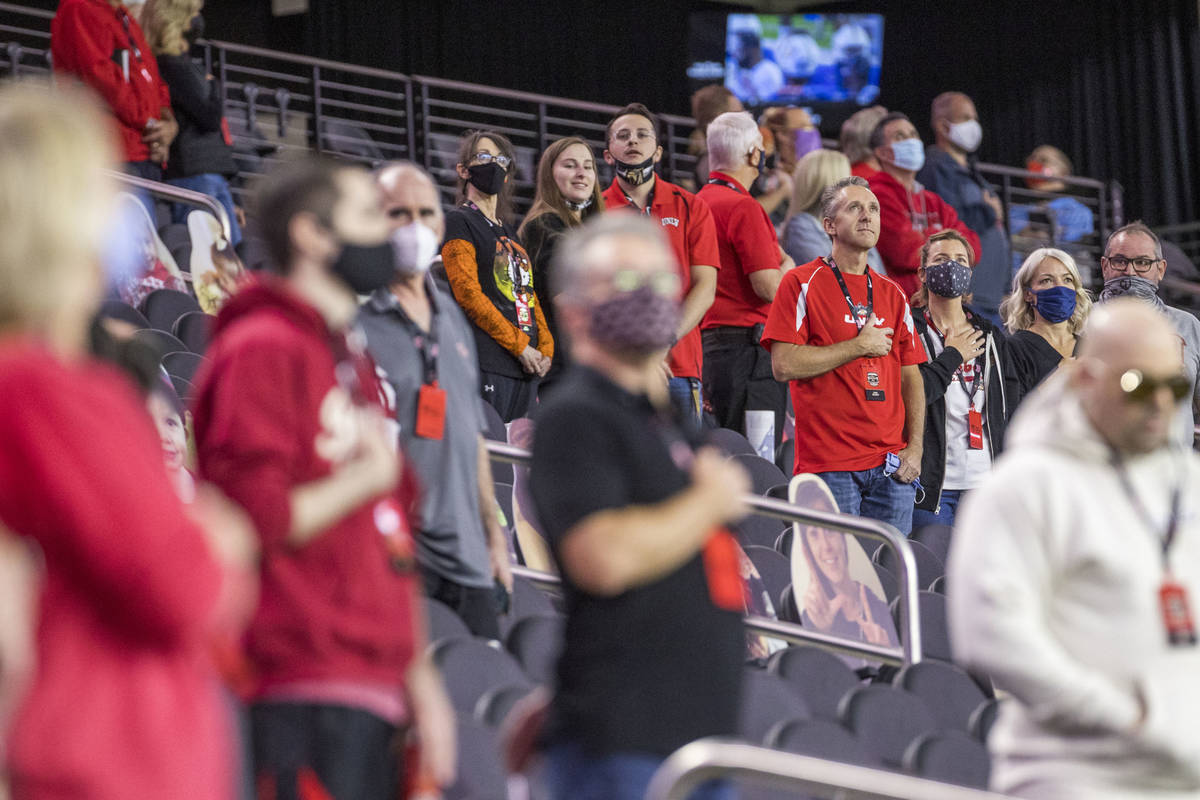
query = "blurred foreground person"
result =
(950, 300, 1200, 799)
(530, 216, 751, 800)
(0, 82, 251, 799)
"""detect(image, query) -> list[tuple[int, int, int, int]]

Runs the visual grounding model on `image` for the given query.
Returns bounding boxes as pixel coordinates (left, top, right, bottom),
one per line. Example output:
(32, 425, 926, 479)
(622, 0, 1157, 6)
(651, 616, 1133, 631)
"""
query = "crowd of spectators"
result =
(4, 4, 1200, 797)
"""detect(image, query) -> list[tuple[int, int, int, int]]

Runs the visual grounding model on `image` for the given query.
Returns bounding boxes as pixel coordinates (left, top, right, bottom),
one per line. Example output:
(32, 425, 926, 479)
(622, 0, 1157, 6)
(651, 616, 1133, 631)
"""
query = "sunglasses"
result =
(1118, 369, 1190, 404)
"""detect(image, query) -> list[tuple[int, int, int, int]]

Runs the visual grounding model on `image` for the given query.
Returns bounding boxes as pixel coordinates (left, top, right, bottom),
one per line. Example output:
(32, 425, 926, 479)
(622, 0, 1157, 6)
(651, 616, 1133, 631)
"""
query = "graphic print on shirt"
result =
(491, 237, 536, 331)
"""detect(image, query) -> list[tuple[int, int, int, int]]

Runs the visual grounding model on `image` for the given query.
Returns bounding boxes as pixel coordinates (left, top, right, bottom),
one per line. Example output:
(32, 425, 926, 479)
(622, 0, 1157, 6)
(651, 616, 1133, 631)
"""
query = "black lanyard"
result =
(387, 285, 440, 386)
(117, 7, 144, 62)
(706, 177, 743, 193)
(620, 182, 656, 217)
(923, 310, 982, 406)
(464, 202, 529, 294)
(827, 258, 872, 331)
(1110, 452, 1183, 571)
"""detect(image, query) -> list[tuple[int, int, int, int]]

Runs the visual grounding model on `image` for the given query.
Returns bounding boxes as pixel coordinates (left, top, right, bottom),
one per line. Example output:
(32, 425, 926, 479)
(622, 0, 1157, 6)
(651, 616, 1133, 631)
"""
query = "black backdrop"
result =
(24, 0, 1200, 225)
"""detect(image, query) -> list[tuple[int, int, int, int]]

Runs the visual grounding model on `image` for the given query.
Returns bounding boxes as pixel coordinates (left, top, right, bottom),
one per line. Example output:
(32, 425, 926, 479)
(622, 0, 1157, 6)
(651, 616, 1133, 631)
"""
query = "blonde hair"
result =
(142, 0, 203, 56)
(0, 81, 117, 337)
(1000, 247, 1092, 334)
(790, 149, 851, 218)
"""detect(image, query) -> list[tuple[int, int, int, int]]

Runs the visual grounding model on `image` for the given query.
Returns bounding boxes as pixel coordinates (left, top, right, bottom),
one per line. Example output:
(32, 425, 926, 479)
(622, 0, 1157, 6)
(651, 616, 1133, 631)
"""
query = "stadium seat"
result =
(140, 288, 202, 334)
(889, 591, 953, 662)
(773, 527, 792, 559)
(500, 575, 560, 638)
(480, 397, 507, 442)
(777, 585, 800, 623)
(903, 729, 991, 789)
(426, 597, 471, 644)
(774, 438, 794, 475)
(492, 481, 514, 532)
(732, 453, 789, 496)
(909, 523, 953, 566)
(768, 645, 861, 722)
(764, 483, 789, 501)
(969, 697, 1001, 743)
(132, 328, 188, 362)
(707, 427, 758, 456)
(894, 660, 987, 732)
(169, 375, 193, 404)
(162, 350, 206, 385)
(739, 668, 811, 744)
(873, 539, 945, 590)
(474, 683, 535, 728)
(173, 311, 213, 355)
(765, 718, 880, 767)
(872, 563, 900, 605)
(98, 299, 150, 329)
(504, 614, 562, 686)
(734, 514, 789, 550)
(445, 717, 507, 800)
(744, 546, 791, 604)
(320, 119, 385, 164)
(431, 637, 531, 715)
(928, 574, 947, 594)
(838, 685, 936, 768)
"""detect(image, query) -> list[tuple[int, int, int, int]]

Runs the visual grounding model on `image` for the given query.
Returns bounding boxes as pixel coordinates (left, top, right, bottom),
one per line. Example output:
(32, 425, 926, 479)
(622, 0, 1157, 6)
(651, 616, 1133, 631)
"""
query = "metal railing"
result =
(1157, 220, 1200, 264)
(644, 738, 1010, 800)
(108, 169, 233, 242)
(487, 441, 923, 668)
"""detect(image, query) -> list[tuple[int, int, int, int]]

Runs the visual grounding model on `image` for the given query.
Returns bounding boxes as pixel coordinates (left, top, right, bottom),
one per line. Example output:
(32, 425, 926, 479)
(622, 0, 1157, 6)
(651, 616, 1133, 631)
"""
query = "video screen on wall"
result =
(687, 12, 885, 110)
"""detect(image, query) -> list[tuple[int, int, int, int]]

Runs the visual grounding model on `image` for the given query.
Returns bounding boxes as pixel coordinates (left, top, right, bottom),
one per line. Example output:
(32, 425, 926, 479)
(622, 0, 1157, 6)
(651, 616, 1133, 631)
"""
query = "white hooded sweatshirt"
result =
(948, 370, 1200, 799)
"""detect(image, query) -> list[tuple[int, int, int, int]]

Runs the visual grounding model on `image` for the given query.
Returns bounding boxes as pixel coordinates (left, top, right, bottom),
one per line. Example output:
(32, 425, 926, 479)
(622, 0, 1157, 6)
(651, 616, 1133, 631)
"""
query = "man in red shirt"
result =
(762, 176, 926, 535)
(193, 158, 454, 798)
(867, 111, 980, 300)
(51, 0, 178, 209)
(698, 110, 792, 452)
(601, 102, 721, 426)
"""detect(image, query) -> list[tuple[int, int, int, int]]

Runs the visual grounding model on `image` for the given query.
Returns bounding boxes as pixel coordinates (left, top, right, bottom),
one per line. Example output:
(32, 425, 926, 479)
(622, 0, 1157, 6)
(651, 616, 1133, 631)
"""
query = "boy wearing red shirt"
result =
(762, 177, 926, 535)
(192, 159, 454, 798)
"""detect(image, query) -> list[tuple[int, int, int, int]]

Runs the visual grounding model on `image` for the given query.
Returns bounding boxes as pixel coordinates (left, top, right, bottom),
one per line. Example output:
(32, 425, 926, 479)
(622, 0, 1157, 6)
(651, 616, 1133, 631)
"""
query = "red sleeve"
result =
(872, 183, 927, 278)
(933, 194, 982, 263)
(894, 297, 927, 366)
(730, 200, 780, 275)
(761, 268, 808, 349)
(687, 194, 721, 269)
(51, 4, 155, 131)
(195, 335, 305, 549)
(0, 363, 222, 646)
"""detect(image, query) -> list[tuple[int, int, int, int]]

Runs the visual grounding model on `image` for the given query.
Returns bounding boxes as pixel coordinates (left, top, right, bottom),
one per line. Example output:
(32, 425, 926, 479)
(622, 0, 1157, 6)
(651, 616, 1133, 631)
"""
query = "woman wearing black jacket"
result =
(143, 0, 241, 246)
(911, 230, 1008, 532)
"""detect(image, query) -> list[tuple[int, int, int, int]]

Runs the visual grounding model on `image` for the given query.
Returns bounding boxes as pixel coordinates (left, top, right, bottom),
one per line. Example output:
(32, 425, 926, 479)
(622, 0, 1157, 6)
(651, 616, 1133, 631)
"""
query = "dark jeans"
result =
(912, 488, 967, 532)
(702, 327, 787, 453)
(817, 462, 917, 536)
(251, 702, 400, 800)
(547, 740, 735, 800)
(122, 160, 163, 221)
(422, 569, 501, 640)
(168, 172, 243, 246)
(481, 370, 537, 422)
(668, 376, 703, 432)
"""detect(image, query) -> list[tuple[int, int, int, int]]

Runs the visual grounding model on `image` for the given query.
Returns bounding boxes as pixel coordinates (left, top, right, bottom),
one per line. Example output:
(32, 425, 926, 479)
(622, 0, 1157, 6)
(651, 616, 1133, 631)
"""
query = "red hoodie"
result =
(51, 0, 170, 163)
(192, 277, 422, 700)
(0, 340, 232, 800)
(868, 169, 981, 300)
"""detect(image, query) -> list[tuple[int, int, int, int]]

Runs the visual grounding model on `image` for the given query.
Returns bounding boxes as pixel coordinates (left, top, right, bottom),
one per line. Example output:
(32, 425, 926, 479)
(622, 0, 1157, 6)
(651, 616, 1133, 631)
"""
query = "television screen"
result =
(688, 12, 884, 109)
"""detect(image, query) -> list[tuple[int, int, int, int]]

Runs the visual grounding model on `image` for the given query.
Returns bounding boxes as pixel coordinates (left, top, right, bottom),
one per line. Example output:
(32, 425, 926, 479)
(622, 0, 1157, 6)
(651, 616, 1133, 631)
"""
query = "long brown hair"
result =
(519, 136, 603, 239)
(913, 228, 976, 308)
(454, 129, 517, 224)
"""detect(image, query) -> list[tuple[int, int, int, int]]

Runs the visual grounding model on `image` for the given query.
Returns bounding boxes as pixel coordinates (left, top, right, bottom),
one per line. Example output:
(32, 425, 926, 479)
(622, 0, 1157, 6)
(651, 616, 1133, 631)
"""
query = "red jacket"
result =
(193, 277, 422, 697)
(868, 169, 981, 299)
(51, 0, 170, 162)
(0, 341, 231, 800)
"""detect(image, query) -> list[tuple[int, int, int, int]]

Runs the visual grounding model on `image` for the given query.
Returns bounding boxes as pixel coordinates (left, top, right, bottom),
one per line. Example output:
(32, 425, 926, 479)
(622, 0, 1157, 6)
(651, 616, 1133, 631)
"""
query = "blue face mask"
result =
(1033, 285, 1076, 323)
(888, 138, 925, 172)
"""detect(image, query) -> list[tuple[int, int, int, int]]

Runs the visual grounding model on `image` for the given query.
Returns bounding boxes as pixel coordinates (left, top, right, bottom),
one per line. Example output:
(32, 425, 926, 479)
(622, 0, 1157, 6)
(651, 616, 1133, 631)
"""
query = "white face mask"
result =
(947, 119, 982, 153)
(390, 221, 438, 275)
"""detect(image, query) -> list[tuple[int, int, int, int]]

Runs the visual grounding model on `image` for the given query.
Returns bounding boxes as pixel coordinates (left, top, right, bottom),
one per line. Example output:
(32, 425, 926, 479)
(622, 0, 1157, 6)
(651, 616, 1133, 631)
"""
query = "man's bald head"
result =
(1076, 299, 1186, 455)
(376, 161, 444, 240)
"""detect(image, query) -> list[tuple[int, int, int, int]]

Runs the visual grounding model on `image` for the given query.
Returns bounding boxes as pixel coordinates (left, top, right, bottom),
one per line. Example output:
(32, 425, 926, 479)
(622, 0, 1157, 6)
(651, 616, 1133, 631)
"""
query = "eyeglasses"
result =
(611, 269, 680, 296)
(471, 151, 512, 170)
(1118, 369, 1190, 404)
(611, 128, 656, 144)
(1104, 255, 1161, 274)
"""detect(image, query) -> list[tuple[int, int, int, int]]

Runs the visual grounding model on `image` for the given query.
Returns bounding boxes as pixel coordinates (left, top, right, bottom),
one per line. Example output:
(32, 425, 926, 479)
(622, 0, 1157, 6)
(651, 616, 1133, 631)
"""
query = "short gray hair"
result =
(552, 214, 671, 301)
(1104, 220, 1162, 260)
(819, 175, 871, 223)
(706, 111, 761, 172)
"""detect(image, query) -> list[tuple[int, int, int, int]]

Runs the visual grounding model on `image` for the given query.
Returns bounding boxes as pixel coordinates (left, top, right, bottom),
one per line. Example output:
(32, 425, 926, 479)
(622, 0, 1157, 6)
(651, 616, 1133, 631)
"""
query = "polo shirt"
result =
(359, 278, 493, 588)
(761, 257, 926, 474)
(529, 364, 743, 756)
(698, 171, 780, 329)
(602, 176, 720, 380)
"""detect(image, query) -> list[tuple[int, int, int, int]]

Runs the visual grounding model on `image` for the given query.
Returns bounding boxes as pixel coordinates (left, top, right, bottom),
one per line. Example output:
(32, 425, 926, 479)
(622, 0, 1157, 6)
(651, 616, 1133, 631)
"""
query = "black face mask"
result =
(330, 240, 397, 295)
(467, 162, 507, 196)
(185, 14, 205, 45)
(611, 153, 656, 186)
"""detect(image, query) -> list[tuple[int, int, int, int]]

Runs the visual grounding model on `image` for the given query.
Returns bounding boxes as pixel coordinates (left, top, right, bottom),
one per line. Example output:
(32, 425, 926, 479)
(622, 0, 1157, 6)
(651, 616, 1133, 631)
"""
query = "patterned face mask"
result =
(924, 259, 973, 298)
(588, 284, 680, 356)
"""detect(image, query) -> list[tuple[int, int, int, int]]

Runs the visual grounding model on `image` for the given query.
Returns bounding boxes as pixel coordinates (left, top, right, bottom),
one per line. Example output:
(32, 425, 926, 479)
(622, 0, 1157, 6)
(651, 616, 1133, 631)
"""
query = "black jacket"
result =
(157, 52, 236, 178)
(914, 306, 1009, 512)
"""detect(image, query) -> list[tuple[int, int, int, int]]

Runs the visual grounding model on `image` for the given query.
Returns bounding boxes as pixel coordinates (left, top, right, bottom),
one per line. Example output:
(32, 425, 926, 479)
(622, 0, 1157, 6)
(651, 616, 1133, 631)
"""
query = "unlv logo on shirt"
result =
(845, 314, 887, 327)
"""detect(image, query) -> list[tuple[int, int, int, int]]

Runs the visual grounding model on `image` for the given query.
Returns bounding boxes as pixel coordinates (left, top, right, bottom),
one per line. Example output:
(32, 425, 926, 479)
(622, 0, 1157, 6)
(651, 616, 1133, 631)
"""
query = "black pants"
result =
(481, 370, 537, 422)
(251, 702, 401, 800)
(422, 569, 502, 640)
(702, 327, 788, 450)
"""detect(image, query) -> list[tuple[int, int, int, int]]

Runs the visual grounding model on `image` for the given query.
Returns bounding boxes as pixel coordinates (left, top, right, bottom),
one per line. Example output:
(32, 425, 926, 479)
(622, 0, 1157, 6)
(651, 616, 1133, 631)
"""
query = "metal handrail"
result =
(644, 738, 1009, 800)
(107, 169, 233, 243)
(488, 441, 923, 667)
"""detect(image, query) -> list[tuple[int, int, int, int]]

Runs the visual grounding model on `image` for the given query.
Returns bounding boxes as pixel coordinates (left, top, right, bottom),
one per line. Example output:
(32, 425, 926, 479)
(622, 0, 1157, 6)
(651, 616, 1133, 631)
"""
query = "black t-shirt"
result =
(1004, 328, 1070, 416)
(443, 206, 539, 378)
(520, 212, 568, 377)
(529, 365, 743, 756)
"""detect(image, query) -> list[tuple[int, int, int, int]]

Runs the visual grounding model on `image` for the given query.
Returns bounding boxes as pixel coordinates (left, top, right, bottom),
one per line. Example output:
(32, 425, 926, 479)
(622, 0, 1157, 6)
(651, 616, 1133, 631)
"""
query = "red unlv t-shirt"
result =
(761, 258, 926, 474)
